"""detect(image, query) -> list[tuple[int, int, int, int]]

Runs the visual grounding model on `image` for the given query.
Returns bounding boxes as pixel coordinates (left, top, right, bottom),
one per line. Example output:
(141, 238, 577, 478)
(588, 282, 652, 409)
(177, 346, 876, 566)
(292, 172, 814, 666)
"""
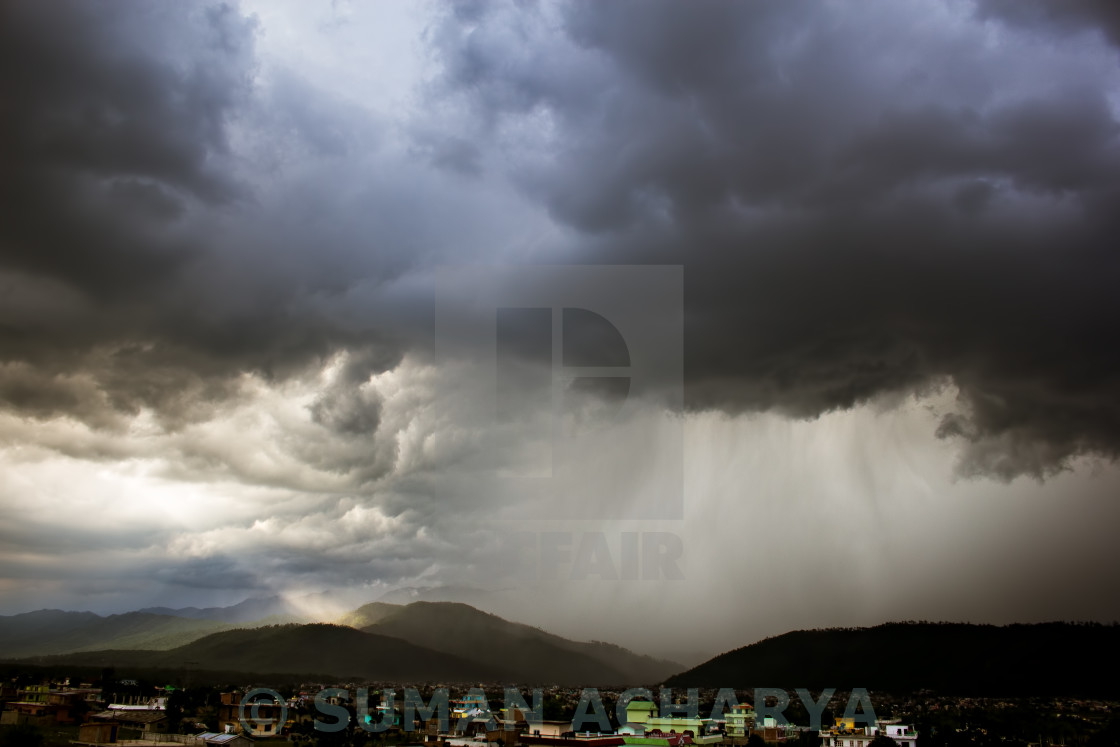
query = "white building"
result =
(818, 720, 917, 747)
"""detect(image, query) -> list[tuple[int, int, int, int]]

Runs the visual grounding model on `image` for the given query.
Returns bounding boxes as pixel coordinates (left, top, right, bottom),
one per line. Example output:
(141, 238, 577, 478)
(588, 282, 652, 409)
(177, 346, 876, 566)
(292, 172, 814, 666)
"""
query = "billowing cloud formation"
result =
(5, 1, 1120, 478)
(421, 1, 1120, 479)
(2, 0, 1120, 652)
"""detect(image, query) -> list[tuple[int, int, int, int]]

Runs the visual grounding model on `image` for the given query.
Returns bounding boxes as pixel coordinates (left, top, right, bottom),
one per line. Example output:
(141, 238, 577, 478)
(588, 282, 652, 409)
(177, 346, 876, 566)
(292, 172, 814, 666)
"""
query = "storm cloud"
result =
(2, 0, 1120, 655)
(421, 1, 1120, 479)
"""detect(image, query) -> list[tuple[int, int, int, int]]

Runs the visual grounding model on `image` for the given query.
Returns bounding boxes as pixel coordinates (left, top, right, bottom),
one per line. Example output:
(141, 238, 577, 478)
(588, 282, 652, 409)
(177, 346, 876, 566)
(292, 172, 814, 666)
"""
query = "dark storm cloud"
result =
(424, 0, 1120, 479)
(4, 0, 1120, 638)
(0, 1, 250, 399)
(0, 1, 407, 437)
(0, 2, 246, 290)
(4, 0, 1120, 486)
(157, 556, 265, 591)
(975, 0, 1120, 48)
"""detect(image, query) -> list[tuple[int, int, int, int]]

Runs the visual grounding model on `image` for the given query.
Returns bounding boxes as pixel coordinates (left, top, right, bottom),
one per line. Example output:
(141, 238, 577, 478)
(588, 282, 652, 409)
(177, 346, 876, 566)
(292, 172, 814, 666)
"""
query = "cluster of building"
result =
(276, 690, 915, 747)
(1, 680, 919, 747)
(0, 681, 202, 746)
(511, 700, 917, 747)
(0, 682, 105, 728)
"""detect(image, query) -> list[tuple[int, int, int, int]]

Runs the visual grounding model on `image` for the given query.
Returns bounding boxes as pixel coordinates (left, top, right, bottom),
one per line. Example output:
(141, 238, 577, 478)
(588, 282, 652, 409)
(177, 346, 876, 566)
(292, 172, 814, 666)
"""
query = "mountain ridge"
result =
(15, 623, 511, 683)
(359, 601, 680, 685)
(0, 610, 233, 658)
(2, 601, 679, 686)
(666, 621, 1120, 695)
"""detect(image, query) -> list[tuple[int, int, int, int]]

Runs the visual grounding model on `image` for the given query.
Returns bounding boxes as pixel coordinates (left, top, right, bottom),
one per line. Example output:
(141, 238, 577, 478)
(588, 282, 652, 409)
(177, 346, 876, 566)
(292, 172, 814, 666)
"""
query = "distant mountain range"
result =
(354, 601, 678, 685)
(372, 586, 505, 607)
(7, 597, 1119, 694)
(0, 589, 414, 658)
(26, 624, 506, 683)
(137, 596, 309, 624)
(666, 621, 1120, 695)
(335, 602, 401, 628)
(0, 610, 234, 658)
(0, 599, 680, 686)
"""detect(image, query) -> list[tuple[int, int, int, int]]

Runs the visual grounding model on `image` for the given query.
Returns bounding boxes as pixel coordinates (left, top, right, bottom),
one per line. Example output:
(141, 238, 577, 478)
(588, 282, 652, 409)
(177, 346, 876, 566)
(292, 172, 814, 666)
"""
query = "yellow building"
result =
(19, 685, 50, 704)
(724, 704, 755, 739)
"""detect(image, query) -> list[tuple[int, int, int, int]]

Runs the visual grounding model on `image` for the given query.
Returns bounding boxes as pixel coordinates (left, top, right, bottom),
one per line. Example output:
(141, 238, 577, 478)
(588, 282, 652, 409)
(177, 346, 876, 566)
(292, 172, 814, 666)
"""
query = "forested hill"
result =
(665, 622, 1120, 695)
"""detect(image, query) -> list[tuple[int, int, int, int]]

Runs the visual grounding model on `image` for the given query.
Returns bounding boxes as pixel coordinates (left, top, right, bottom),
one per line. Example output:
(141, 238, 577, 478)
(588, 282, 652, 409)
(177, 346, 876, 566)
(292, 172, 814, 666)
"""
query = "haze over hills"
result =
(0, 591, 397, 659)
(336, 602, 402, 629)
(372, 586, 505, 607)
(1, 600, 680, 685)
(11, 596, 1120, 695)
(21, 624, 510, 683)
(0, 590, 384, 659)
(137, 591, 365, 624)
(0, 610, 234, 658)
(137, 587, 500, 623)
(358, 601, 680, 685)
(666, 622, 1120, 696)
(138, 597, 305, 624)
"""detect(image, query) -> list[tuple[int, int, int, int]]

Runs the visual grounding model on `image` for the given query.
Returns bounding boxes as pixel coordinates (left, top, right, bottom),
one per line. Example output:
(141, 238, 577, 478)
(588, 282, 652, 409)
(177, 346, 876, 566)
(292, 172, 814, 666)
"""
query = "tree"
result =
(1087, 714, 1120, 747)
(0, 724, 45, 747)
(167, 689, 189, 733)
(542, 695, 568, 722)
(796, 729, 822, 747)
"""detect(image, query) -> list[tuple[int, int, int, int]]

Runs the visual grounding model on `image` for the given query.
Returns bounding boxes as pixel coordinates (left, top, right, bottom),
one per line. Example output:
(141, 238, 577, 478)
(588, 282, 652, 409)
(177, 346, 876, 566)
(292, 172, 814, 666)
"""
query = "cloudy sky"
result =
(2, 0, 1120, 664)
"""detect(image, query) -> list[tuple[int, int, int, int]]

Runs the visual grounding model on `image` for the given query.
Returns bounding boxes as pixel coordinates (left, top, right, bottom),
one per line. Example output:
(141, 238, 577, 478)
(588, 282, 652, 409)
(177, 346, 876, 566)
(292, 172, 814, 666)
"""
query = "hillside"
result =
(0, 610, 232, 658)
(3, 600, 677, 685)
(20, 623, 514, 682)
(665, 622, 1120, 695)
(359, 601, 679, 685)
(139, 595, 313, 624)
(163, 624, 508, 681)
(335, 602, 401, 628)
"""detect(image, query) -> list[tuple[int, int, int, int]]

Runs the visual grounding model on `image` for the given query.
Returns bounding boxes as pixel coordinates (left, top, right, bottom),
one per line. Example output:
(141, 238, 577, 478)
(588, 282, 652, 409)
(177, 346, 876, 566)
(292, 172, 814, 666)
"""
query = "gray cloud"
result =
(975, 0, 1120, 48)
(0, 2, 250, 287)
(6, 1, 1117, 483)
(0, 1, 418, 442)
(420, 0, 1120, 479)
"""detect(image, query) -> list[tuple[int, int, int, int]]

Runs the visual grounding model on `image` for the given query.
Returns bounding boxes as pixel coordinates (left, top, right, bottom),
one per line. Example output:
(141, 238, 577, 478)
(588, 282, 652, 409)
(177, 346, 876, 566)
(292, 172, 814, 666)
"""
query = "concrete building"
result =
(619, 701, 658, 736)
(1, 701, 54, 727)
(77, 721, 120, 744)
(218, 691, 285, 737)
(818, 720, 918, 747)
(19, 685, 49, 704)
(198, 731, 254, 747)
(643, 715, 709, 737)
(90, 709, 169, 734)
(723, 704, 755, 739)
